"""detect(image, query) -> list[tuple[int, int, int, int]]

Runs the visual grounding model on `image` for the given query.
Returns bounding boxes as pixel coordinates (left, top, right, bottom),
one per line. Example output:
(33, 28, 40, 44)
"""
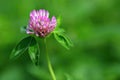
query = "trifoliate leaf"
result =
(10, 36, 35, 59)
(54, 32, 73, 49)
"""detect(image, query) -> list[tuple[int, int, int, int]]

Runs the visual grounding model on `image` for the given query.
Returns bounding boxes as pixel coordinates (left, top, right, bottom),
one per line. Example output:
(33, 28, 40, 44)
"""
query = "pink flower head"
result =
(27, 9, 57, 37)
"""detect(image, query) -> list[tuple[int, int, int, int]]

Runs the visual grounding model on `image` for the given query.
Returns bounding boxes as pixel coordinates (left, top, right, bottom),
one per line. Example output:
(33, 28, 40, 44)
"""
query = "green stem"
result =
(44, 38, 56, 80)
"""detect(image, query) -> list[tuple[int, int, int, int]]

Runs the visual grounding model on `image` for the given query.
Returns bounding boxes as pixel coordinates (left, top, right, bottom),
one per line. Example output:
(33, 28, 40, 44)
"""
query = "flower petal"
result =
(42, 9, 45, 17)
(45, 10, 49, 18)
(50, 16, 57, 26)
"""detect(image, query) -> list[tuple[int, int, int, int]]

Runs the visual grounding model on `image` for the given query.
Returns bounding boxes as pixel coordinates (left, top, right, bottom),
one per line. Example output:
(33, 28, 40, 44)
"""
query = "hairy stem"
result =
(44, 38, 56, 80)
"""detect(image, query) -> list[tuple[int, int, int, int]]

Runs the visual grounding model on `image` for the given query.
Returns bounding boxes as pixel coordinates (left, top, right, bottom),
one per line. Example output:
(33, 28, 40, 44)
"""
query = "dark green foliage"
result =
(54, 32, 73, 49)
(28, 40, 40, 65)
(53, 17, 73, 50)
(10, 35, 40, 66)
(10, 36, 35, 59)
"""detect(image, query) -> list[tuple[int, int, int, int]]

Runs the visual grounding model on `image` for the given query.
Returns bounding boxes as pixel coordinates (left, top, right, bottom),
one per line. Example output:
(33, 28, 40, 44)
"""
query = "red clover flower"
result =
(27, 9, 57, 37)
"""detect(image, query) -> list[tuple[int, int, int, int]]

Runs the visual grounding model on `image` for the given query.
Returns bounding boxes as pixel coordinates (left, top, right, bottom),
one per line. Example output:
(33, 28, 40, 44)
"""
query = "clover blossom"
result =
(27, 9, 57, 37)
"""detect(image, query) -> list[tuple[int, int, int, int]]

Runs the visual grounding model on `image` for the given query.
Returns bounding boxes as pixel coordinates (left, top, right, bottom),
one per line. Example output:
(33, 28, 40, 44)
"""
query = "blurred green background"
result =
(0, 0, 120, 80)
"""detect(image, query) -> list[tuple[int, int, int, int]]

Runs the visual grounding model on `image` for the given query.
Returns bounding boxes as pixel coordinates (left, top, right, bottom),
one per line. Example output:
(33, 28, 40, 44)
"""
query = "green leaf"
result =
(28, 39, 40, 65)
(54, 16, 61, 31)
(56, 16, 61, 27)
(10, 36, 35, 59)
(53, 28, 65, 33)
(53, 16, 73, 49)
(54, 32, 73, 49)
